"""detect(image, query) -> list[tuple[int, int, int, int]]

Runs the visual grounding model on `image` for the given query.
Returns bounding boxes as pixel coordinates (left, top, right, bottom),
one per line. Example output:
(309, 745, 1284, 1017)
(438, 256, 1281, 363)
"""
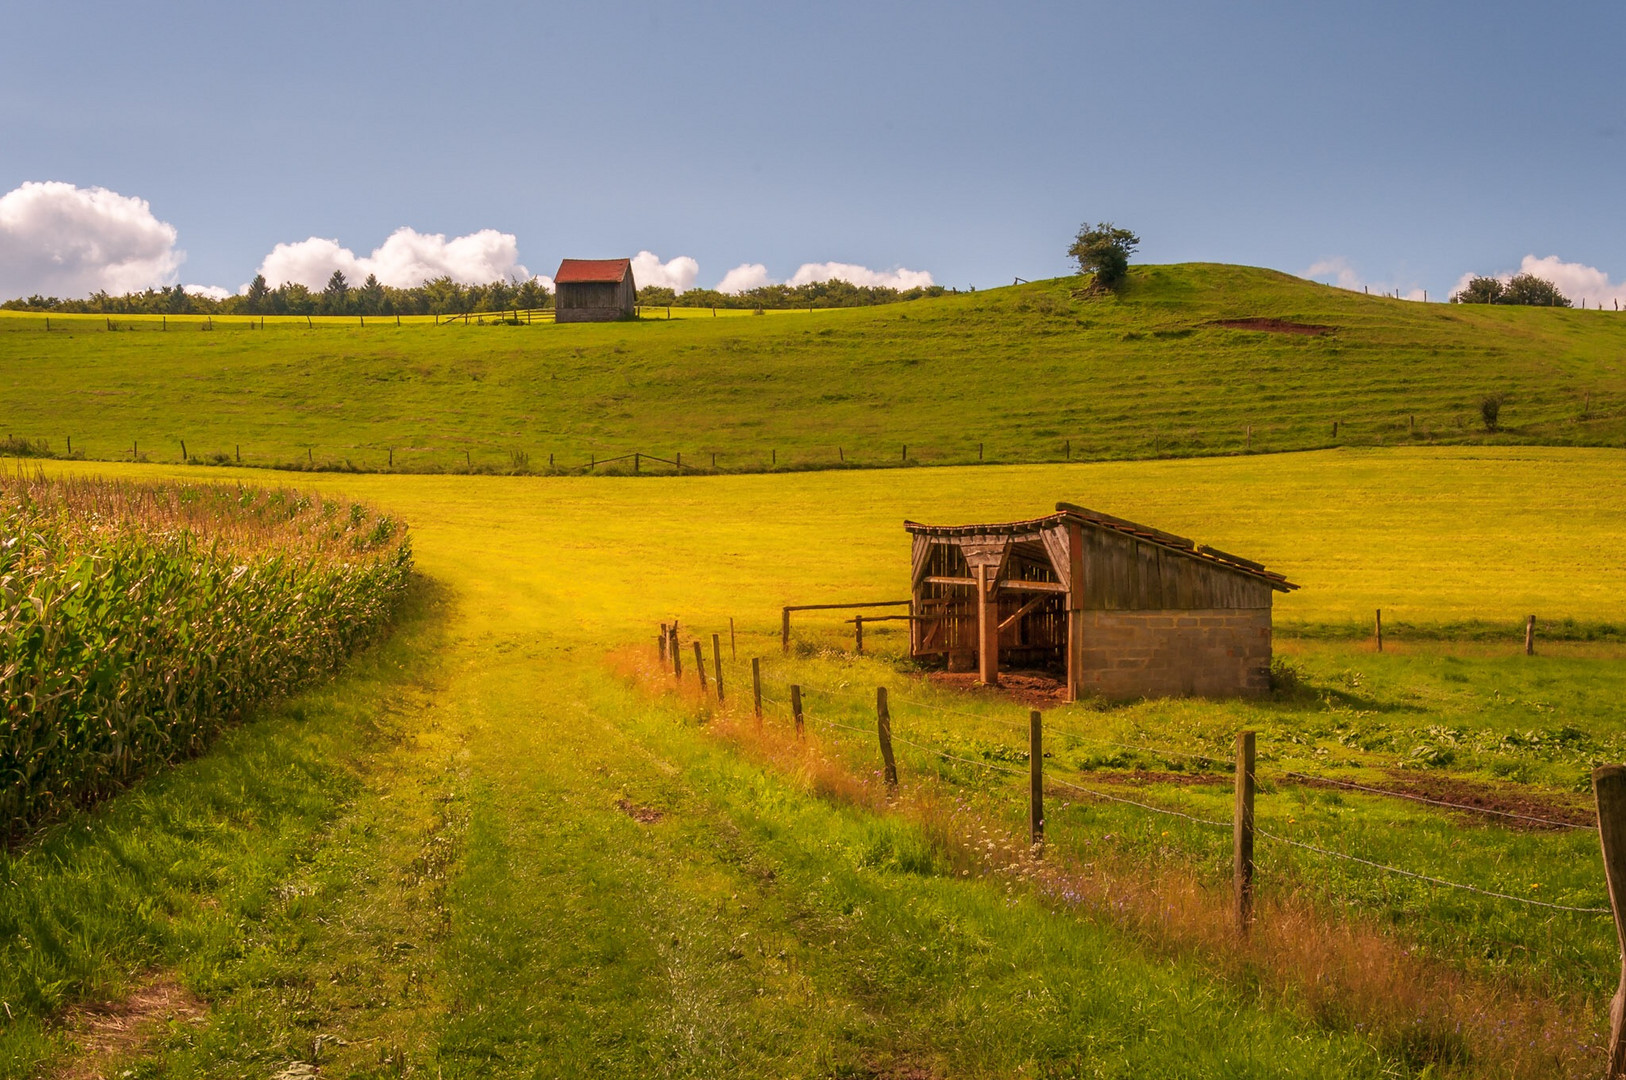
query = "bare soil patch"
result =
(616, 797, 664, 824)
(1070, 768, 1227, 787)
(919, 670, 1068, 708)
(1210, 317, 1334, 335)
(54, 973, 206, 1080)
(1285, 771, 1596, 830)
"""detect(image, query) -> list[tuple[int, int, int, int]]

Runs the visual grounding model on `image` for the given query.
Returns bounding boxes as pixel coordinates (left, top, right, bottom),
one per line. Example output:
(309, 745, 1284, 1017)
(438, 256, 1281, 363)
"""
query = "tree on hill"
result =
(358, 273, 385, 315)
(1068, 222, 1139, 292)
(1450, 272, 1571, 307)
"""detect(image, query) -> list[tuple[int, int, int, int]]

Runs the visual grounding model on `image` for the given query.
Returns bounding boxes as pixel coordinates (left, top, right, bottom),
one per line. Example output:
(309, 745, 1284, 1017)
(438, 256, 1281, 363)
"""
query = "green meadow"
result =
(3, 447, 1625, 1078)
(3, 264, 1626, 472)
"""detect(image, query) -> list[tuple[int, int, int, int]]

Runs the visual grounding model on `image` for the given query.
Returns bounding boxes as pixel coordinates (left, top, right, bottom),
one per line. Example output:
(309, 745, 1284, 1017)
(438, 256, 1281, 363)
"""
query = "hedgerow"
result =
(0, 472, 412, 838)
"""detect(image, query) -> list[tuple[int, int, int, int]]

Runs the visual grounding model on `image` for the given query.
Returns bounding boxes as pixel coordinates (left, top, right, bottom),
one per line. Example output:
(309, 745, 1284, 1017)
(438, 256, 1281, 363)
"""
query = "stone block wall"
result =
(1072, 608, 1272, 699)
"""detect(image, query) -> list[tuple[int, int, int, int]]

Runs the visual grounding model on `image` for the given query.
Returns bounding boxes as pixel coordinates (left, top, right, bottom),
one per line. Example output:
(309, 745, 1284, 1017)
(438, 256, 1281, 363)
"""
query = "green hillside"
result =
(3, 263, 1624, 472)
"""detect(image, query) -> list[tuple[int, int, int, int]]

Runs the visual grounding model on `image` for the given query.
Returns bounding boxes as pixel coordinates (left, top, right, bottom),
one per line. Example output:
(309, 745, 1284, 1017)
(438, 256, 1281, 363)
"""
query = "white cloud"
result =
(715, 263, 773, 294)
(184, 283, 231, 300)
(0, 180, 184, 297)
(255, 227, 531, 289)
(1304, 256, 1425, 301)
(787, 261, 935, 290)
(629, 250, 699, 293)
(1452, 255, 1626, 308)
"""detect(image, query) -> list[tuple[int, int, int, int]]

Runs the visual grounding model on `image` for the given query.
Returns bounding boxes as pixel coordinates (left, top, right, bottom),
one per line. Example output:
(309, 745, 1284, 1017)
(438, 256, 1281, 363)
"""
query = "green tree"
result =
(1450, 276, 1504, 304)
(1068, 222, 1140, 291)
(1451, 272, 1570, 307)
(321, 270, 350, 315)
(358, 273, 384, 315)
(515, 278, 547, 310)
(244, 274, 270, 314)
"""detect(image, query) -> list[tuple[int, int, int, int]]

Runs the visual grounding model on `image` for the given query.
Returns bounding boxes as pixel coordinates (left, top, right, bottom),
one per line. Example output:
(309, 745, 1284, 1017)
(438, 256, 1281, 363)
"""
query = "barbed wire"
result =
(1254, 827, 1611, 915)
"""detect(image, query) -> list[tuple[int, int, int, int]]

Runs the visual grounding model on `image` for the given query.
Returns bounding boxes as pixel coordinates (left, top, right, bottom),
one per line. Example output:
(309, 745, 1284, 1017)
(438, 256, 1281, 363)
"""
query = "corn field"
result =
(0, 470, 413, 839)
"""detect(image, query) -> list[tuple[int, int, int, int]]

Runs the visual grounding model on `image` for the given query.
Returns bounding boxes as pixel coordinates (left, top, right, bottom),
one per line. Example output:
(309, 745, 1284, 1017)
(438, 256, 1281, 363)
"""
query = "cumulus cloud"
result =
(787, 261, 935, 290)
(1452, 255, 1626, 308)
(1304, 256, 1425, 301)
(715, 263, 773, 294)
(255, 227, 532, 290)
(711, 259, 936, 293)
(184, 283, 231, 300)
(630, 250, 699, 293)
(0, 180, 184, 297)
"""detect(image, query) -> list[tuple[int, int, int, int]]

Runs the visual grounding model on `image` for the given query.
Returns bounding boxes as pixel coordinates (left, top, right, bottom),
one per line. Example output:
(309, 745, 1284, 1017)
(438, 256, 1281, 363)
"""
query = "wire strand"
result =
(1282, 771, 1595, 831)
(1254, 827, 1610, 915)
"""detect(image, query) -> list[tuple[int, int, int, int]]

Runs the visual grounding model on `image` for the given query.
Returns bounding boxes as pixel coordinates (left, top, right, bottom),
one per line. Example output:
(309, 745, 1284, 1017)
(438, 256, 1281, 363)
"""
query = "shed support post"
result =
(977, 562, 1000, 686)
(1065, 522, 1085, 702)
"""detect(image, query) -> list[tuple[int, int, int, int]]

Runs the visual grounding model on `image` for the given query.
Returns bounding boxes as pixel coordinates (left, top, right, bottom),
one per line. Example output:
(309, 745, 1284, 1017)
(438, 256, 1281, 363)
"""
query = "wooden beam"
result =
(977, 563, 1000, 686)
(998, 579, 1068, 594)
(925, 576, 978, 587)
(997, 594, 1048, 632)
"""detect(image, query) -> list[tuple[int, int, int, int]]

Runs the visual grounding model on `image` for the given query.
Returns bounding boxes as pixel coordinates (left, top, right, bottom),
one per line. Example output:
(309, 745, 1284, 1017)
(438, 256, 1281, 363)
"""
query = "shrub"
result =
(0, 473, 412, 837)
(1480, 394, 1503, 431)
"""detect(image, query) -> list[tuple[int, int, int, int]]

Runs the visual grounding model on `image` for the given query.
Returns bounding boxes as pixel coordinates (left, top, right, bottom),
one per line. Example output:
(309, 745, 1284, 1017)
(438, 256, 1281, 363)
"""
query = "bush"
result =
(0, 474, 413, 837)
(1480, 394, 1503, 431)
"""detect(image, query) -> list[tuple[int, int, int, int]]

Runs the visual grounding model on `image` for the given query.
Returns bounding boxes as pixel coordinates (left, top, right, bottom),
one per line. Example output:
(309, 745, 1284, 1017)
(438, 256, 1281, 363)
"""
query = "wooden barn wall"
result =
(1076, 527, 1272, 611)
(557, 281, 622, 311)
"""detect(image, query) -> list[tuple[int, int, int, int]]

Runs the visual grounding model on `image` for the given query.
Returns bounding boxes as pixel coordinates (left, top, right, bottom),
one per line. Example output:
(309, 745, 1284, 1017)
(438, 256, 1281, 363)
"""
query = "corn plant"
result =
(0, 471, 412, 838)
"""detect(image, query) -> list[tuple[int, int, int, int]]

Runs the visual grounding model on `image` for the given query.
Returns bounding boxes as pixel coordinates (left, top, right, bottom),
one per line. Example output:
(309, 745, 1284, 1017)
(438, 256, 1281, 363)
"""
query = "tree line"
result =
(2, 272, 552, 316)
(634, 279, 947, 308)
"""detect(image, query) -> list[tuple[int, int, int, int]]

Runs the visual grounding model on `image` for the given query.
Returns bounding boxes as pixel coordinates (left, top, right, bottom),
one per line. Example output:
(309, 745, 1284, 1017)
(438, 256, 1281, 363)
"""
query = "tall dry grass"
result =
(0, 470, 413, 838)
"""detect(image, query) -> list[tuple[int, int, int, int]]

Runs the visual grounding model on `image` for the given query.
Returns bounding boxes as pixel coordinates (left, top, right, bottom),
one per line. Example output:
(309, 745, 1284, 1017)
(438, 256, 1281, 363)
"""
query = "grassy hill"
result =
(3, 263, 1625, 472)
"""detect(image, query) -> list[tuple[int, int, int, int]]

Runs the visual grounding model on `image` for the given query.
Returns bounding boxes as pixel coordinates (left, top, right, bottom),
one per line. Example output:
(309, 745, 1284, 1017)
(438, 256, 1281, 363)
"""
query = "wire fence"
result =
(665, 635, 1613, 923)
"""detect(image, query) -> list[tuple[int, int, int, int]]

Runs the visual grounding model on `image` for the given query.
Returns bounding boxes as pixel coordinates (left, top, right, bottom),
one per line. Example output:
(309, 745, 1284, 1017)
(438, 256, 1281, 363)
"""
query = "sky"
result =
(2, 0, 1625, 303)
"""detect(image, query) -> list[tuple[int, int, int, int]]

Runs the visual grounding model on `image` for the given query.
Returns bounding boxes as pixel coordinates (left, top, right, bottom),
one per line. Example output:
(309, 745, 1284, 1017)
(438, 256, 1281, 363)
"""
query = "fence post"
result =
(782, 607, 791, 653)
(729, 617, 736, 660)
(693, 642, 707, 692)
(1375, 608, 1383, 652)
(752, 658, 763, 725)
(1235, 730, 1256, 935)
(791, 685, 804, 740)
(659, 623, 668, 663)
(876, 687, 898, 788)
(712, 634, 724, 702)
(855, 615, 864, 655)
(672, 628, 682, 678)
(1030, 710, 1044, 848)
(1593, 766, 1626, 1077)
(1525, 615, 1536, 656)
(180, 439, 187, 461)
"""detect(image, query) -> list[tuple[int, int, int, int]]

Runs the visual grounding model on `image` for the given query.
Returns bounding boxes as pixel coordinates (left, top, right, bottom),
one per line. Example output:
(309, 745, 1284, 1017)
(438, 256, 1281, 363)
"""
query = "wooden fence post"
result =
(1525, 615, 1536, 656)
(782, 607, 791, 653)
(1592, 766, 1626, 1077)
(672, 629, 682, 678)
(752, 658, 762, 725)
(180, 439, 187, 461)
(659, 623, 668, 663)
(1375, 608, 1383, 652)
(791, 685, 804, 740)
(876, 687, 898, 788)
(1235, 730, 1256, 935)
(855, 615, 864, 655)
(693, 642, 707, 692)
(712, 634, 724, 702)
(1030, 710, 1044, 848)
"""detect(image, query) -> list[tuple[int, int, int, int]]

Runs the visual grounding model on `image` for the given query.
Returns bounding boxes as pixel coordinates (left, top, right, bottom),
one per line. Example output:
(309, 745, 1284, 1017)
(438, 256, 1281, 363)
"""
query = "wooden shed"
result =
(554, 258, 637, 322)
(906, 502, 1298, 699)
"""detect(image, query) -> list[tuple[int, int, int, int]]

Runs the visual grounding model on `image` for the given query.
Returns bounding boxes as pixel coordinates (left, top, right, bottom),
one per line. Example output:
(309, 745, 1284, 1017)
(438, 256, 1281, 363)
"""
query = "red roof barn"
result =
(554, 258, 637, 323)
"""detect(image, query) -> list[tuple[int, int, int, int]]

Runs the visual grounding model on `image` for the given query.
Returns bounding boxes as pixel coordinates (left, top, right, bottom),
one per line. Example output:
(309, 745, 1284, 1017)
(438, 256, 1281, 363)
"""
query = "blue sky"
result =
(3, 1, 1623, 300)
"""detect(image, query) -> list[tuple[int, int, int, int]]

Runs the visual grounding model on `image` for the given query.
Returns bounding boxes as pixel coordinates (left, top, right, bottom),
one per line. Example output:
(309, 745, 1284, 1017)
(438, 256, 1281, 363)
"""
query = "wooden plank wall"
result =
(1076, 528, 1272, 611)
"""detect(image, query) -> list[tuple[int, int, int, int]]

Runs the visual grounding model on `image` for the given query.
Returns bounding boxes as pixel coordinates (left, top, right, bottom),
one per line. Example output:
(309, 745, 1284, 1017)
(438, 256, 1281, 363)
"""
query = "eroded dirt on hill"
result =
(1281, 770, 1596, 829)
(53, 973, 207, 1080)
(919, 670, 1068, 707)
(1210, 317, 1335, 335)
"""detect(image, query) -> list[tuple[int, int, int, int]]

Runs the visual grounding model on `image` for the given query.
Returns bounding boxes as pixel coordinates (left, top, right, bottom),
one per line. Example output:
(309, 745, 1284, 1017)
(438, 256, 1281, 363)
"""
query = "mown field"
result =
(3, 264, 1626, 472)
(2, 447, 1624, 1078)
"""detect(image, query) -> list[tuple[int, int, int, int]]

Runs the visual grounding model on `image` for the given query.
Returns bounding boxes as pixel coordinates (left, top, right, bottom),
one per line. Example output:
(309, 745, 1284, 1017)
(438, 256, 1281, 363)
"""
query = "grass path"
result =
(6, 447, 1626, 1076)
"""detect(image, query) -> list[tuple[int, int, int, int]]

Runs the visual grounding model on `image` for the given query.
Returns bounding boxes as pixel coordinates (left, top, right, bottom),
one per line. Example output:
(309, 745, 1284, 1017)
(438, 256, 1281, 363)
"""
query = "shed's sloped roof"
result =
(555, 258, 633, 284)
(904, 502, 1299, 592)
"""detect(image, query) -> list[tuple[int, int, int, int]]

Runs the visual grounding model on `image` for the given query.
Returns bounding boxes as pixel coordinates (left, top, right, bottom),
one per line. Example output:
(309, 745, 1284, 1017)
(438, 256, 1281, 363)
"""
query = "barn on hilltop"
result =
(554, 258, 636, 323)
(905, 502, 1298, 699)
